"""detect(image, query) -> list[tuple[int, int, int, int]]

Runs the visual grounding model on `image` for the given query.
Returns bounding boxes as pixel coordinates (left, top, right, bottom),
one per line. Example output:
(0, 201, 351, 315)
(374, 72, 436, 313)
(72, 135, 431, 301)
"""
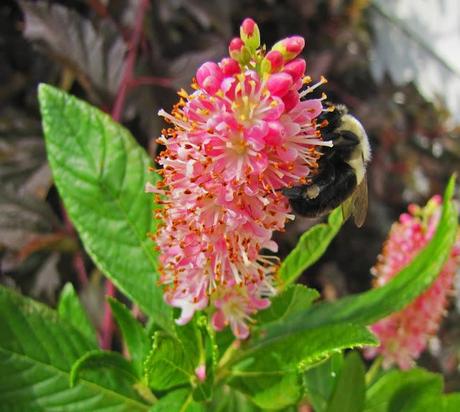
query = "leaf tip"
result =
(445, 173, 457, 202)
(107, 296, 123, 314)
(38, 82, 52, 101)
(69, 369, 78, 388)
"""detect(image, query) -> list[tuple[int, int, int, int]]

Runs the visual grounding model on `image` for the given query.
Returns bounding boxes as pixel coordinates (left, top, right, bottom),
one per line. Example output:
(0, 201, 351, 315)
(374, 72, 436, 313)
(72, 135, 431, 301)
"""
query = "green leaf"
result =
(207, 386, 262, 412)
(0, 285, 148, 411)
(109, 297, 150, 376)
(255, 284, 319, 325)
(278, 207, 343, 287)
(228, 323, 377, 410)
(303, 352, 344, 412)
(69, 349, 154, 405)
(365, 368, 443, 412)
(149, 389, 204, 412)
(409, 392, 460, 412)
(145, 332, 194, 391)
(58, 282, 98, 346)
(38, 84, 173, 333)
(262, 176, 458, 336)
(325, 352, 365, 412)
(230, 370, 301, 411)
(144, 319, 207, 394)
(70, 350, 138, 387)
(440, 393, 460, 412)
(403, 392, 460, 412)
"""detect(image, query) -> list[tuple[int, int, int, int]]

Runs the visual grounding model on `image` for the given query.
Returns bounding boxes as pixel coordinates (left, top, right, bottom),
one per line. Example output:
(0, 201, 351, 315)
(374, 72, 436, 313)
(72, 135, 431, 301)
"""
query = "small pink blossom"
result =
(212, 286, 271, 340)
(195, 364, 206, 382)
(150, 19, 330, 339)
(365, 196, 460, 369)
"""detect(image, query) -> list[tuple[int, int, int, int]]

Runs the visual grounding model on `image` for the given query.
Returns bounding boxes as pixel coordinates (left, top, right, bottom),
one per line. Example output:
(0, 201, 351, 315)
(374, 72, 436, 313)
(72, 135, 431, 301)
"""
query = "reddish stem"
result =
(101, 280, 116, 349)
(73, 252, 89, 287)
(87, 0, 110, 18)
(101, 0, 150, 350)
(128, 76, 173, 88)
(60, 204, 88, 287)
(111, 0, 150, 122)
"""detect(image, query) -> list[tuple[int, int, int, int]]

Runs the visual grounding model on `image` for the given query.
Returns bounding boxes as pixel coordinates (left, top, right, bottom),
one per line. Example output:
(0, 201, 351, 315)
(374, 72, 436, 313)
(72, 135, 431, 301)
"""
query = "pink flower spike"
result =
(365, 196, 460, 370)
(151, 18, 329, 339)
(266, 72, 293, 97)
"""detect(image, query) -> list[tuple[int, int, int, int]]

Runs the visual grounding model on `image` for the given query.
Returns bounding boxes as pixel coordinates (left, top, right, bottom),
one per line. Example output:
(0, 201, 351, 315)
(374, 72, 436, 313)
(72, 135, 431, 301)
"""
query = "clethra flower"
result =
(365, 196, 460, 369)
(149, 18, 331, 339)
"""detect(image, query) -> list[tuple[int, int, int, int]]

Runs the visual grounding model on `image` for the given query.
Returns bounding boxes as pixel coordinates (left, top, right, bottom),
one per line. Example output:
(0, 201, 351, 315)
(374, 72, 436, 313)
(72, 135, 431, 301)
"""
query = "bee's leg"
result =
(281, 185, 305, 199)
(285, 160, 356, 217)
(310, 160, 356, 206)
(306, 159, 336, 199)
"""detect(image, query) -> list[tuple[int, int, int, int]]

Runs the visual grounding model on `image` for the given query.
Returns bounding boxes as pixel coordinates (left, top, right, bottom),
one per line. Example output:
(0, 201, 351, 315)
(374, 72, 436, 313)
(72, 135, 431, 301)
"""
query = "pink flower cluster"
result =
(149, 18, 329, 338)
(365, 196, 460, 369)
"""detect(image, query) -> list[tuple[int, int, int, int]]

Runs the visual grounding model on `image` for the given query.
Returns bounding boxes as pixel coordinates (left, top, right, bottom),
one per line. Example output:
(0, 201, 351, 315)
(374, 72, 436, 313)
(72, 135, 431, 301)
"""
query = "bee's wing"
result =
(340, 176, 368, 227)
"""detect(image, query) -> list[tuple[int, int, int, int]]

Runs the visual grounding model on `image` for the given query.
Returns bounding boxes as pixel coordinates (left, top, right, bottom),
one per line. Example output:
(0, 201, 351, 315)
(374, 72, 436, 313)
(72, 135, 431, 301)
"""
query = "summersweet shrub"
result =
(1, 18, 460, 412)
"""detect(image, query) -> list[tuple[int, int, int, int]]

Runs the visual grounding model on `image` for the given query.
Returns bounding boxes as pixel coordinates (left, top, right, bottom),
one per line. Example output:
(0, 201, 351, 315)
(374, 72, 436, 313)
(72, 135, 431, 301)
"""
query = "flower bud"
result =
(240, 18, 260, 50)
(283, 58, 306, 83)
(195, 364, 206, 382)
(281, 89, 300, 112)
(229, 37, 244, 58)
(228, 37, 251, 64)
(219, 57, 240, 76)
(266, 72, 293, 97)
(261, 50, 284, 73)
(196, 62, 223, 95)
(271, 36, 305, 61)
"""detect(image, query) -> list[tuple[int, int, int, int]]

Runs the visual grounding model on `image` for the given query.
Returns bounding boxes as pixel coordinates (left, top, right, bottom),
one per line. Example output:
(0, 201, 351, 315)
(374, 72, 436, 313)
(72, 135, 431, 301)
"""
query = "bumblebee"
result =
(282, 104, 371, 227)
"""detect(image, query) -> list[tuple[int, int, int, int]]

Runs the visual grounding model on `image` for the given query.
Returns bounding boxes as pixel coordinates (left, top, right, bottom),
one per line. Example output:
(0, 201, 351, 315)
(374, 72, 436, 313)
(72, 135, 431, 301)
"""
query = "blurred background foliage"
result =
(1, 0, 460, 390)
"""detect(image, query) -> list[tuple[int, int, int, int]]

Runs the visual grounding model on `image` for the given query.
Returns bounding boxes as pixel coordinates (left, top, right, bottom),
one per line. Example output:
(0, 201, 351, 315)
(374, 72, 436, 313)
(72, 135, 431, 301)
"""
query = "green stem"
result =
(215, 340, 240, 384)
(365, 355, 383, 385)
(217, 340, 239, 370)
(180, 393, 194, 412)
